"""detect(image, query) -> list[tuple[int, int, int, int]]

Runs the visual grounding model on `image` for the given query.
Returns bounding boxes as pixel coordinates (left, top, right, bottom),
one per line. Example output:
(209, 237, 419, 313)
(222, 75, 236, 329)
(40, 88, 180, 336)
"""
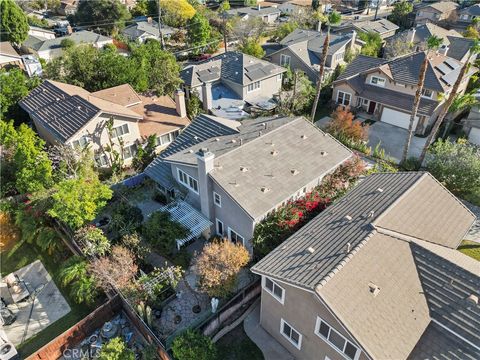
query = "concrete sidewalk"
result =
(244, 301, 294, 360)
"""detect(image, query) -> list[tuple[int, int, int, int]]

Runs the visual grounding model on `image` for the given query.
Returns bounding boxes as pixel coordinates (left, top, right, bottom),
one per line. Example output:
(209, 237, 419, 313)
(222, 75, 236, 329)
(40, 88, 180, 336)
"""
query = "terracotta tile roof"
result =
(131, 95, 190, 138)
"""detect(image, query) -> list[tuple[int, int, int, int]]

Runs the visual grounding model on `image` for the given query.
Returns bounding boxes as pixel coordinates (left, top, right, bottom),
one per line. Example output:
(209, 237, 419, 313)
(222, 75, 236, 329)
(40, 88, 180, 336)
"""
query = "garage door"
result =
(468, 127, 480, 145)
(380, 107, 419, 130)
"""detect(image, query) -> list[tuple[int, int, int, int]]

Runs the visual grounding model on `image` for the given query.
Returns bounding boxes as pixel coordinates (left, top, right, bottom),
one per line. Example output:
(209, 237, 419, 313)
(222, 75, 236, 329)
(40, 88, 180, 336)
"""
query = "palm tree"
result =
(59, 256, 99, 304)
(400, 35, 442, 164)
(418, 40, 480, 165)
(310, 10, 342, 122)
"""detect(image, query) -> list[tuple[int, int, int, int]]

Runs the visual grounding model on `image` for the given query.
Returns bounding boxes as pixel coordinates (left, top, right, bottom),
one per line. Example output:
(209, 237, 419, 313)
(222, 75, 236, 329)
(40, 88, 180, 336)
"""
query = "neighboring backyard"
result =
(216, 325, 264, 360)
(458, 240, 480, 261)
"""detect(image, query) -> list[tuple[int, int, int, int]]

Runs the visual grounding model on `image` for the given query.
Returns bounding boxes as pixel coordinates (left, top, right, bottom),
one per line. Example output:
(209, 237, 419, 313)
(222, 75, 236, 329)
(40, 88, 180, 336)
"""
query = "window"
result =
(263, 277, 285, 304)
(177, 169, 199, 193)
(123, 143, 137, 159)
(216, 219, 224, 236)
(228, 227, 244, 245)
(280, 54, 291, 67)
(334, 52, 344, 61)
(363, 99, 369, 105)
(213, 192, 221, 207)
(95, 153, 109, 167)
(337, 91, 351, 106)
(421, 88, 433, 99)
(247, 81, 261, 93)
(315, 317, 359, 360)
(280, 319, 302, 349)
(72, 135, 89, 148)
(157, 130, 180, 146)
(112, 123, 129, 138)
(370, 76, 386, 87)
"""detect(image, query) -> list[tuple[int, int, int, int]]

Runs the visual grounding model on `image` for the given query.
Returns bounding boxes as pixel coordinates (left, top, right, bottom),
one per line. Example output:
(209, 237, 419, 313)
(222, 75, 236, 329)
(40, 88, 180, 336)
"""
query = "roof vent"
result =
(291, 169, 299, 176)
(307, 247, 315, 254)
(235, 71, 239, 75)
(193, 135, 199, 140)
(188, 149, 194, 153)
(261, 186, 270, 193)
(376, 188, 384, 193)
(346, 242, 351, 253)
(320, 151, 328, 156)
(344, 215, 352, 221)
(301, 134, 307, 139)
(367, 210, 375, 218)
(466, 294, 479, 306)
(271, 150, 278, 156)
(240, 166, 248, 172)
(368, 282, 381, 297)
(215, 138, 220, 142)
(231, 139, 237, 143)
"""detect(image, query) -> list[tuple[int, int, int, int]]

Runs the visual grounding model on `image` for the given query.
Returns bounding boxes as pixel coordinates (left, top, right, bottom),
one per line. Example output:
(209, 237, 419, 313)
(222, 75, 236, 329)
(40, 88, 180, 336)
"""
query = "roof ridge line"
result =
(315, 229, 377, 291)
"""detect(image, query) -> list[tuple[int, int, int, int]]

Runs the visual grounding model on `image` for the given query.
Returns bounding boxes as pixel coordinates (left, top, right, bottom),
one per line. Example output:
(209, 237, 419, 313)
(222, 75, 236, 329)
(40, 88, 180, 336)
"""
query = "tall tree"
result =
(186, 12, 211, 50)
(239, 37, 265, 58)
(418, 41, 480, 164)
(310, 10, 341, 121)
(400, 36, 442, 164)
(0, 0, 29, 45)
(160, 0, 196, 27)
(74, 0, 131, 35)
(389, 0, 413, 29)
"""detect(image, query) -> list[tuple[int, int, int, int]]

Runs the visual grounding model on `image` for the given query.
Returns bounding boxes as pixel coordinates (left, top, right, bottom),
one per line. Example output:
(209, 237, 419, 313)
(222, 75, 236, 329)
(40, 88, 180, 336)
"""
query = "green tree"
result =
(401, 35, 442, 164)
(389, 0, 413, 29)
(98, 338, 135, 360)
(239, 37, 265, 58)
(187, 13, 211, 50)
(59, 256, 99, 304)
(219, 0, 230, 11)
(130, 0, 155, 17)
(0, 0, 29, 44)
(60, 38, 75, 49)
(27, 15, 50, 28)
(142, 211, 189, 254)
(426, 139, 480, 197)
(464, 25, 479, 39)
(75, 0, 131, 35)
(0, 68, 41, 120)
(132, 134, 157, 171)
(172, 330, 217, 360)
(0, 122, 53, 194)
(160, 0, 196, 27)
(75, 226, 111, 257)
(48, 176, 113, 229)
(186, 92, 204, 118)
(274, 21, 299, 41)
(358, 31, 382, 57)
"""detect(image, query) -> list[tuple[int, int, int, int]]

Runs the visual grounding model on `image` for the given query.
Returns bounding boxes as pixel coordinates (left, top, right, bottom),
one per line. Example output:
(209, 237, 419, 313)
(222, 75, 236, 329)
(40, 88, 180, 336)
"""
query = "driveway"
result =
(367, 122, 427, 163)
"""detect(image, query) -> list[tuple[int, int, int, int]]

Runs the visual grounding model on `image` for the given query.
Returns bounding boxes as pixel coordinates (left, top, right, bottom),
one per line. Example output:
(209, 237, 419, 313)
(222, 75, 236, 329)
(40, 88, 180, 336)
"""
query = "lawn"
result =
(1, 235, 95, 357)
(216, 324, 264, 360)
(458, 240, 480, 261)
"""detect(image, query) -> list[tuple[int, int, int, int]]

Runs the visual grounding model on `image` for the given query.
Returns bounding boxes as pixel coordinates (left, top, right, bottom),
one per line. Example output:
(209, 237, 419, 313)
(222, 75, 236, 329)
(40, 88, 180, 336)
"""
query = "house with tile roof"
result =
(19, 80, 190, 167)
(227, 5, 281, 24)
(334, 18, 399, 40)
(331, 51, 477, 135)
(145, 114, 352, 252)
(180, 51, 286, 120)
(0, 42, 24, 71)
(384, 23, 473, 63)
(415, 1, 459, 26)
(265, 28, 363, 83)
(457, 3, 480, 26)
(251, 171, 478, 360)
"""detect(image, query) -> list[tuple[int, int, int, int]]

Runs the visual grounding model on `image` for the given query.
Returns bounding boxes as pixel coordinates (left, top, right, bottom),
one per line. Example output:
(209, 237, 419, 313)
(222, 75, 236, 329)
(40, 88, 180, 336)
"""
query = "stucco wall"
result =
(259, 276, 368, 360)
(170, 162, 201, 210)
(243, 75, 282, 102)
(270, 48, 318, 83)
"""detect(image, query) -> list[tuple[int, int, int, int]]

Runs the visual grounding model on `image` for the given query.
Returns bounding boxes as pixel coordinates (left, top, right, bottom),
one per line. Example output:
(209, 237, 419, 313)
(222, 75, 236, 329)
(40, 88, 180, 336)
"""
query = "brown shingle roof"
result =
(92, 84, 142, 107)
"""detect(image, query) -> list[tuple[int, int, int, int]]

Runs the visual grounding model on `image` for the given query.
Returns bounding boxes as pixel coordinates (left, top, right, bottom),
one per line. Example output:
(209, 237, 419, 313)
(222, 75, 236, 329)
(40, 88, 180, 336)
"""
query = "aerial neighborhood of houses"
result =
(0, 1, 479, 360)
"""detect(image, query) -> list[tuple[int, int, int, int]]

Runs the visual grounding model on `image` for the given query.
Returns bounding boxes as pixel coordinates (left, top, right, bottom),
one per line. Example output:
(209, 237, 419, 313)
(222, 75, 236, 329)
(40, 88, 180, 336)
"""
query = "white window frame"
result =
(280, 54, 291, 67)
(336, 91, 352, 106)
(216, 218, 224, 236)
(177, 168, 199, 194)
(72, 135, 89, 148)
(262, 276, 285, 304)
(421, 88, 433, 99)
(112, 123, 129, 138)
(247, 81, 261, 93)
(123, 143, 137, 159)
(228, 227, 244, 246)
(277, 73, 283, 82)
(213, 191, 221, 207)
(315, 317, 360, 360)
(280, 319, 302, 350)
(157, 130, 180, 147)
(370, 76, 386, 87)
(95, 153, 109, 167)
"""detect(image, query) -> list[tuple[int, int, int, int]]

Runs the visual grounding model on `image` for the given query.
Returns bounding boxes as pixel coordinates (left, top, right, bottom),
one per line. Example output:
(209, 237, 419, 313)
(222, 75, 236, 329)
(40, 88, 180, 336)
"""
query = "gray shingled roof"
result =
(25, 30, 111, 52)
(446, 36, 475, 61)
(180, 51, 285, 87)
(337, 55, 387, 81)
(459, 3, 480, 16)
(227, 6, 280, 17)
(122, 21, 177, 40)
(353, 18, 399, 35)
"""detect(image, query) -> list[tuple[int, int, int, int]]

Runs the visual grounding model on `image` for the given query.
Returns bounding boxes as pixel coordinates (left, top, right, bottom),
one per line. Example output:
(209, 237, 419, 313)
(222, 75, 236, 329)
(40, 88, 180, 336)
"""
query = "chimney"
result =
(438, 44, 449, 56)
(197, 148, 215, 223)
(409, 28, 416, 43)
(258, 3, 261, 10)
(147, 16, 153, 23)
(317, 20, 322, 32)
(350, 30, 357, 51)
(67, 25, 73, 35)
(202, 82, 213, 111)
(175, 89, 187, 118)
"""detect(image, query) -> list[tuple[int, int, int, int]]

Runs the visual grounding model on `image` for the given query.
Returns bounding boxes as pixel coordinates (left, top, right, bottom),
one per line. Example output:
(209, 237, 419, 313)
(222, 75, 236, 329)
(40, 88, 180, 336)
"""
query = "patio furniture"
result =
(4, 274, 29, 303)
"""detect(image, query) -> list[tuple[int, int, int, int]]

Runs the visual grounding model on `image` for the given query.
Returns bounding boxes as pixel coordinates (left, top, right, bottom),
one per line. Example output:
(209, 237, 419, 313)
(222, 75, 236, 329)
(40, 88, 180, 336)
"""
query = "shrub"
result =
(59, 256, 99, 305)
(109, 201, 144, 237)
(195, 240, 250, 298)
(172, 330, 217, 360)
(97, 337, 134, 360)
(120, 232, 149, 260)
(75, 226, 111, 257)
(401, 157, 421, 171)
(326, 106, 368, 145)
(142, 211, 189, 255)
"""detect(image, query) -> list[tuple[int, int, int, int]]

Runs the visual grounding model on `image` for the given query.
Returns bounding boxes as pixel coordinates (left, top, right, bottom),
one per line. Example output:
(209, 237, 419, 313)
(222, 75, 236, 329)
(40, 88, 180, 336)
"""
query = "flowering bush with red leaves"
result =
(253, 156, 365, 258)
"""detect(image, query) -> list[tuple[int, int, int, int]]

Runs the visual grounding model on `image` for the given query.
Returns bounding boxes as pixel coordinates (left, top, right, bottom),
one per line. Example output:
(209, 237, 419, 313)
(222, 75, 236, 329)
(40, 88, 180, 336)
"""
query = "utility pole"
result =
(222, 12, 228, 53)
(158, 1, 164, 49)
(291, 70, 298, 111)
(374, 0, 380, 20)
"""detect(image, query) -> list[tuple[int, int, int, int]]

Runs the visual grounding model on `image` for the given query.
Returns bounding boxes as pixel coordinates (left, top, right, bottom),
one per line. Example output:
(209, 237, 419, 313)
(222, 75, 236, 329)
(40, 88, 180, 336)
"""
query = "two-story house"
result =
(252, 171, 478, 360)
(145, 114, 352, 252)
(331, 52, 476, 135)
(227, 5, 281, 24)
(333, 18, 399, 40)
(180, 51, 286, 119)
(415, 1, 459, 26)
(265, 29, 362, 83)
(19, 80, 190, 167)
(457, 4, 480, 28)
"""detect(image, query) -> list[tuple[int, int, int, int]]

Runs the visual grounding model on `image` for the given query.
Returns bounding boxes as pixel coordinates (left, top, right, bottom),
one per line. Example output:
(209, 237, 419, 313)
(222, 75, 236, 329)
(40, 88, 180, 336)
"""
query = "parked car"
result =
(192, 53, 212, 62)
